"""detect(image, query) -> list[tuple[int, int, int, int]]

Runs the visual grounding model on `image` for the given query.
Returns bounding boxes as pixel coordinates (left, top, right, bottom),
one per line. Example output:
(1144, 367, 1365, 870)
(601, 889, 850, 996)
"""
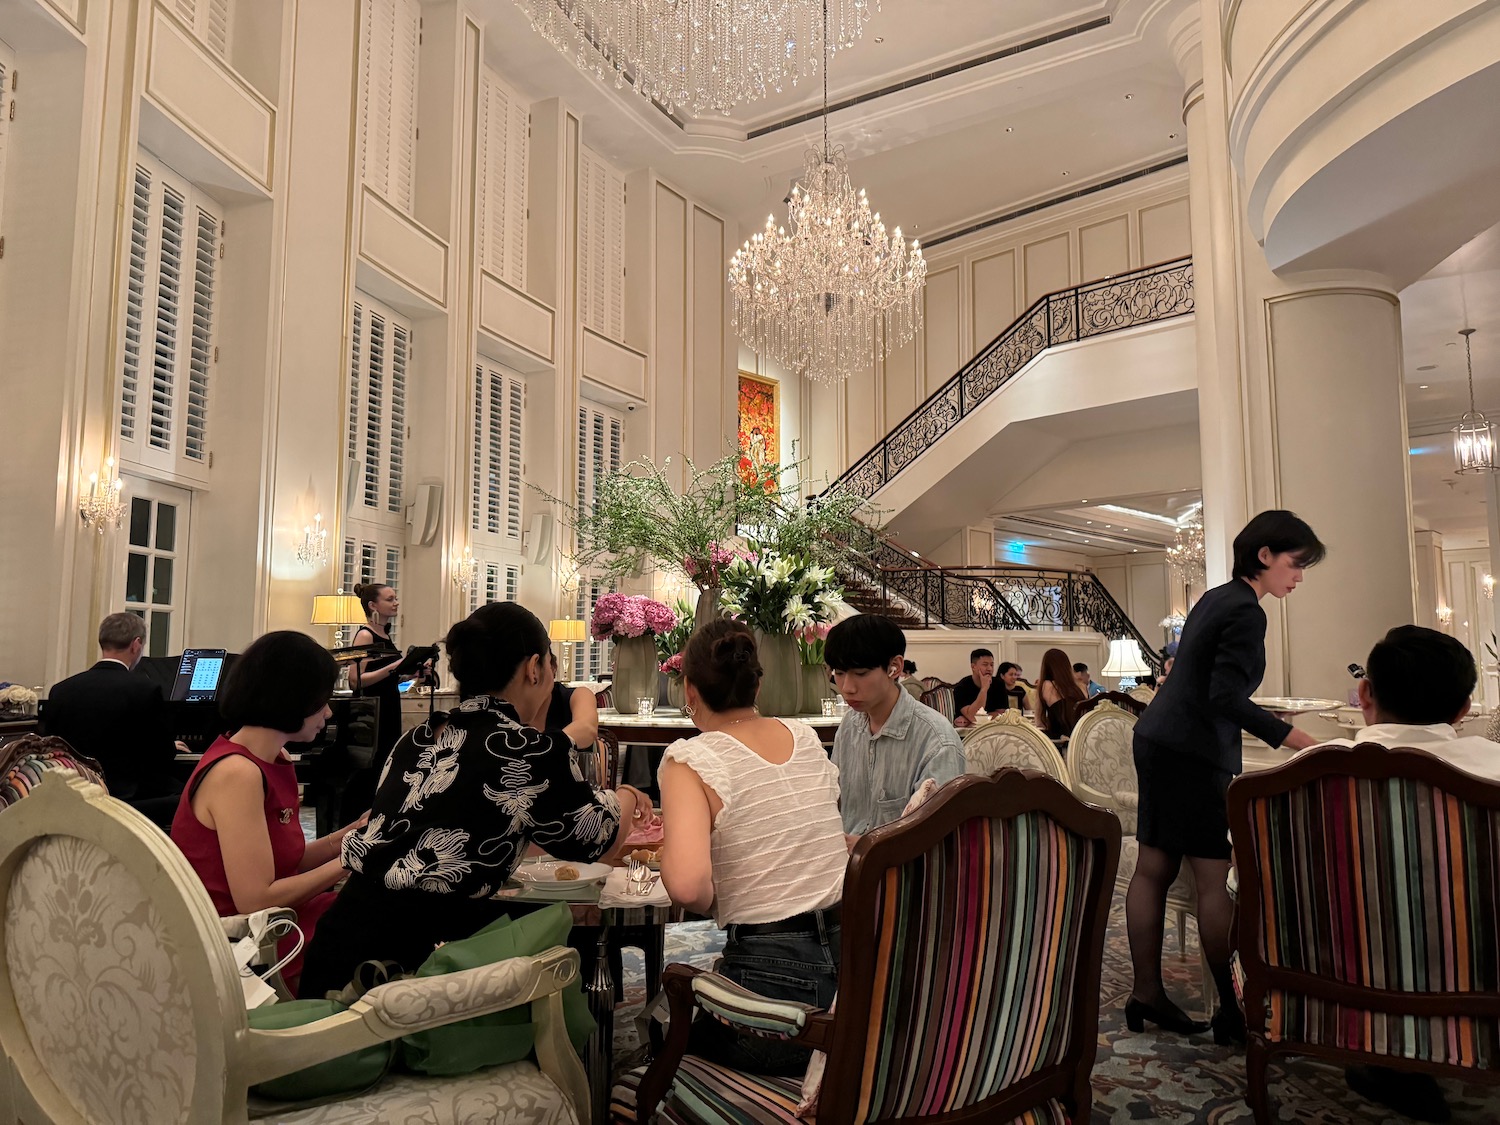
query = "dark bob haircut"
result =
(1365, 625, 1477, 726)
(825, 614, 906, 673)
(445, 601, 548, 697)
(219, 631, 338, 734)
(682, 617, 761, 712)
(1231, 510, 1326, 580)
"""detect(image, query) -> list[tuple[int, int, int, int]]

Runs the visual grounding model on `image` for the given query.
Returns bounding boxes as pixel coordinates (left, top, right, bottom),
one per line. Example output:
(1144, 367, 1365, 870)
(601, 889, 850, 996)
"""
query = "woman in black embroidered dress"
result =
(299, 601, 652, 998)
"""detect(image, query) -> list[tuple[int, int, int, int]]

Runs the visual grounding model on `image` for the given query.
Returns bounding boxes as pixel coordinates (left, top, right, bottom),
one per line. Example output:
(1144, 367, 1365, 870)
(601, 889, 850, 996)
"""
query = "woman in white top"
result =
(659, 618, 848, 1076)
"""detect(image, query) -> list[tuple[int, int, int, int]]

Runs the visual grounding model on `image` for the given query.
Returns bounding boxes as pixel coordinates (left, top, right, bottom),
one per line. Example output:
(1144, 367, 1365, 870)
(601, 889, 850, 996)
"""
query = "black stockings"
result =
(1126, 845, 1238, 1016)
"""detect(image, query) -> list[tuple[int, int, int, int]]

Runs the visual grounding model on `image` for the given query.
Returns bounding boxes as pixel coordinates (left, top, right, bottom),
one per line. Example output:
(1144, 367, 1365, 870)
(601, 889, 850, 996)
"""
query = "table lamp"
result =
(312, 593, 369, 688)
(549, 618, 588, 684)
(1102, 637, 1151, 688)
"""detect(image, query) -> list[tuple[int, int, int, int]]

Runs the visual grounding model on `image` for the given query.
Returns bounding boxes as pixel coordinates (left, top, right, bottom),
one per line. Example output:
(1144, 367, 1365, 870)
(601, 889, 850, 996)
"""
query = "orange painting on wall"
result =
(737, 373, 779, 491)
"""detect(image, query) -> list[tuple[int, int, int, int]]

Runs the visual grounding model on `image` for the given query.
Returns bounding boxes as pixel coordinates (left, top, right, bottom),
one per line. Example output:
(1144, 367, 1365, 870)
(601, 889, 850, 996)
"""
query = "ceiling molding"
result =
(745, 16, 1114, 141)
(925, 153, 1188, 248)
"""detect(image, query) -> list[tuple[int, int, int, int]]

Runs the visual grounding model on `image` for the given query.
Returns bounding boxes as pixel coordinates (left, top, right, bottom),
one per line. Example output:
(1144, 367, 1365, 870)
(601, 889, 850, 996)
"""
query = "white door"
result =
(118, 476, 191, 657)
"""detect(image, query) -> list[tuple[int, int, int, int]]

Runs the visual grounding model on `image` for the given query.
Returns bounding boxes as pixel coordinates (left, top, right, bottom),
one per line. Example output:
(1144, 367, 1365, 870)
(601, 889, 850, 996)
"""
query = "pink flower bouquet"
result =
(590, 593, 677, 641)
(659, 652, 684, 677)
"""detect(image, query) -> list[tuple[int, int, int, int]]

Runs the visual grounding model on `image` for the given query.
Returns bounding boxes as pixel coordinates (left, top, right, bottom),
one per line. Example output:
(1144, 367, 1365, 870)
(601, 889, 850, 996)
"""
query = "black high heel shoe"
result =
(1124, 997, 1211, 1035)
(1210, 1006, 1247, 1046)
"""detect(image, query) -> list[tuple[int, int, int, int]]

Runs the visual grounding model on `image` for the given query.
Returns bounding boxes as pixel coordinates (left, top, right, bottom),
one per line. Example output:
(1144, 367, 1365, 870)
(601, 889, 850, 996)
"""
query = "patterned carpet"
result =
(614, 895, 1500, 1123)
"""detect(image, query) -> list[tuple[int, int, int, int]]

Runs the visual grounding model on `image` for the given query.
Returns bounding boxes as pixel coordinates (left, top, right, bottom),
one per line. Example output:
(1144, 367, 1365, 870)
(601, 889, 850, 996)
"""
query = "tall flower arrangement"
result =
(719, 547, 844, 636)
(795, 623, 832, 667)
(589, 593, 676, 640)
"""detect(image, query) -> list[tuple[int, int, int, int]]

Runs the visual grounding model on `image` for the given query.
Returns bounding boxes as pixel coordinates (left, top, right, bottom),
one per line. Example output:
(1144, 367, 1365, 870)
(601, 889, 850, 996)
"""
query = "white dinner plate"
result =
(512, 860, 613, 890)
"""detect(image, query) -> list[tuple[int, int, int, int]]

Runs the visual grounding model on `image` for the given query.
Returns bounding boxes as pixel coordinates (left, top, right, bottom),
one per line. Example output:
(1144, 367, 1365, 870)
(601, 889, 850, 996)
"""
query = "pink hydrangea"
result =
(659, 653, 684, 676)
(590, 593, 677, 640)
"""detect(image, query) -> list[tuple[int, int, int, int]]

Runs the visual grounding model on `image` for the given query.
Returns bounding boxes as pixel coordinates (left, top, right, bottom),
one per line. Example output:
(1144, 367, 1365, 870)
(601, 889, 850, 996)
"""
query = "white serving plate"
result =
(1251, 696, 1342, 717)
(512, 860, 612, 890)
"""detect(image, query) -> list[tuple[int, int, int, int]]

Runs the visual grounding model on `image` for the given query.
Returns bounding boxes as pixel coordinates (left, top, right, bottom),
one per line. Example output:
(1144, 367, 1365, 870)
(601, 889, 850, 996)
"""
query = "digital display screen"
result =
(170, 649, 228, 703)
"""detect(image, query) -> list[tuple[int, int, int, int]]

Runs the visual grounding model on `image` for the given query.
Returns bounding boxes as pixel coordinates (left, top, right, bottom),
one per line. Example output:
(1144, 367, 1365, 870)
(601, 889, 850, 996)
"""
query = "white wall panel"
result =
(1080, 215, 1130, 282)
(1023, 232, 1071, 306)
(358, 185, 447, 308)
(478, 271, 553, 366)
(582, 328, 645, 401)
(922, 266, 960, 394)
(1139, 197, 1191, 264)
(971, 248, 1016, 351)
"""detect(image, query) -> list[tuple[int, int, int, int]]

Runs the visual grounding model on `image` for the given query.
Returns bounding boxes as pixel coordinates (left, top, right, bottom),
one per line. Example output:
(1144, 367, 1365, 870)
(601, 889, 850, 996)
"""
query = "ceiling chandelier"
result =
(1167, 516, 1205, 584)
(1453, 328, 1496, 474)
(728, 2, 925, 386)
(511, 0, 877, 118)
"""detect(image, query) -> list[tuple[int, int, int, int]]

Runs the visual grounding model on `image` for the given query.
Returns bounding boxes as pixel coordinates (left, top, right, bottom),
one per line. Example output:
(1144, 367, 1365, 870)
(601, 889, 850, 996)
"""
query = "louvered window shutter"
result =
(363, 311, 385, 509)
(471, 363, 526, 548)
(347, 302, 364, 466)
(470, 364, 484, 533)
(578, 146, 626, 342)
(485, 369, 504, 533)
(120, 164, 154, 445)
(171, 0, 232, 57)
(388, 0, 419, 213)
(477, 70, 528, 289)
(358, 0, 419, 215)
(388, 324, 408, 513)
(578, 153, 595, 332)
(185, 205, 218, 462)
(348, 294, 413, 525)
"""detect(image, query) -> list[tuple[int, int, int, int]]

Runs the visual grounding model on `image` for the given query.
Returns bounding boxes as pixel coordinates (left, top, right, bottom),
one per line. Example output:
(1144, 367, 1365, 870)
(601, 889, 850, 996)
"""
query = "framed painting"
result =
(737, 373, 779, 489)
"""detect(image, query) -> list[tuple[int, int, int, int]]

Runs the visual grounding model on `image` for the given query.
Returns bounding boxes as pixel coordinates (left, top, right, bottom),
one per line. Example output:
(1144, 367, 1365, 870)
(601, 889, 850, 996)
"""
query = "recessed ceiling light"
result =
(874, 36, 884, 42)
(1061, 171, 1070, 177)
(1123, 93, 1133, 100)
(1131, 548, 1138, 553)
(1168, 132, 1178, 139)
(1005, 126, 1013, 133)
(1085, 520, 1092, 524)
(1081, 499, 1089, 504)
(1419, 384, 1430, 389)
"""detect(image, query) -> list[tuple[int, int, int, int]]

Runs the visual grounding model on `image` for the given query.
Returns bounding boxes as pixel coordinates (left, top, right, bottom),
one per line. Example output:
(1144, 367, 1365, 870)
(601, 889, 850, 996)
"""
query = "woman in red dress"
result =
(171, 631, 365, 991)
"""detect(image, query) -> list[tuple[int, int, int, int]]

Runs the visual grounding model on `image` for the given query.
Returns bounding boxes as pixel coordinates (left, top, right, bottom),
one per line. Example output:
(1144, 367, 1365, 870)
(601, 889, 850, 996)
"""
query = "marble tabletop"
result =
(597, 707, 843, 730)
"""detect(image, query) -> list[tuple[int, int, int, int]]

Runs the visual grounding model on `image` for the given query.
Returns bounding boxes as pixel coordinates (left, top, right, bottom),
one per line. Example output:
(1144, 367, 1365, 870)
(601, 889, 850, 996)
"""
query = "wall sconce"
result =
(1485, 574, 1495, 601)
(1437, 604, 1454, 626)
(79, 457, 125, 533)
(452, 546, 478, 591)
(296, 513, 329, 568)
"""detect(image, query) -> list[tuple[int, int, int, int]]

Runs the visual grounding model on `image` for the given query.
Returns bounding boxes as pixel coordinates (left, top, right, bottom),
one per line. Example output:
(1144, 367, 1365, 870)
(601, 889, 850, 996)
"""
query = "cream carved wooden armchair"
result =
(962, 709, 1071, 786)
(0, 772, 589, 1125)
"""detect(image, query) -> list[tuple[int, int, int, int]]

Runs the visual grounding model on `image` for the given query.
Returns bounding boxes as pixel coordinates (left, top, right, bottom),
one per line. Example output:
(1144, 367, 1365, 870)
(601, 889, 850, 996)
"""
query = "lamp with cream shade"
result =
(549, 618, 588, 684)
(1102, 638, 1151, 688)
(312, 593, 369, 689)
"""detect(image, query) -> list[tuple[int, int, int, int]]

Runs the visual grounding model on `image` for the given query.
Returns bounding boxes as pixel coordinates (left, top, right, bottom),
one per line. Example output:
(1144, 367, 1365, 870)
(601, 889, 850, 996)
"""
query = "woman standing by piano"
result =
(344, 583, 427, 816)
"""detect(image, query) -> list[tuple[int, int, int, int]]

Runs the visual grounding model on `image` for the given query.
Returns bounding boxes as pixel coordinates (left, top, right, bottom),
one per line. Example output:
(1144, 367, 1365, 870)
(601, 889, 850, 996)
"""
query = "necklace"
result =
(702, 711, 759, 733)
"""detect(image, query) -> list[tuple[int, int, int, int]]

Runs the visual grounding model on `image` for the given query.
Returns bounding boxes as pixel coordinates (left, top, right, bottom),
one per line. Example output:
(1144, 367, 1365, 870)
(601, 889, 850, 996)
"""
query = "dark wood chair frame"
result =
(633, 768, 1122, 1125)
(1227, 743, 1500, 1124)
(1075, 690, 1146, 719)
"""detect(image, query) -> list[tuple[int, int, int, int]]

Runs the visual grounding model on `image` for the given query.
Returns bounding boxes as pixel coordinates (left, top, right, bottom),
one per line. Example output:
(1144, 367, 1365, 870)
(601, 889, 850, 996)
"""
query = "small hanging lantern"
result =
(1453, 328, 1497, 474)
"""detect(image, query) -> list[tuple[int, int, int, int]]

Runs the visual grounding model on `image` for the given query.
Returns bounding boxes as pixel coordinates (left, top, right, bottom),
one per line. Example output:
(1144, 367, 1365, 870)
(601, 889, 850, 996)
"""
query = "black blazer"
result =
(42, 661, 179, 799)
(1134, 578, 1293, 772)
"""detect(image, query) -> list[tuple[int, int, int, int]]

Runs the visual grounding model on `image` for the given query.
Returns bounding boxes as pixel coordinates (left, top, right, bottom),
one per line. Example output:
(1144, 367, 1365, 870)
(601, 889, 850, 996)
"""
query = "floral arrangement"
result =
(654, 596, 696, 668)
(0, 684, 37, 711)
(658, 652, 684, 678)
(590, 593, 676, 641)
(683, 541, 757, 589)
(719, 547, 844, 636)
(796, 623, 832, 667)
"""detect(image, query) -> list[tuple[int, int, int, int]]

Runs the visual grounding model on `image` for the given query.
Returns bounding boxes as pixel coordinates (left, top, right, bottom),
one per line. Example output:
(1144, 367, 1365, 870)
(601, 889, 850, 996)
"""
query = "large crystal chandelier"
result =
(511, 0, 877, 118)
(728, 3, 925, 385)
(1167, 516, 1206, 584)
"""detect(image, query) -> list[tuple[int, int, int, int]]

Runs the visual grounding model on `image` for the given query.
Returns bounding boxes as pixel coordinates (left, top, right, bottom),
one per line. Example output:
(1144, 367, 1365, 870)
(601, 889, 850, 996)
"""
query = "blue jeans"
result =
(688, 911, 841, 1076)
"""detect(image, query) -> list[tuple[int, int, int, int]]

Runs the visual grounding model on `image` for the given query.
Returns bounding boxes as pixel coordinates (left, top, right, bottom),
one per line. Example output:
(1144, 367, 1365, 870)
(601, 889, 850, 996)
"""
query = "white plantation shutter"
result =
(118, 151, 220, 482)
(575, 401, 624, 545)
(171, 0, 233, 58)
(341, 529, 403, 591)
(359, 0, 420, 215)
(470, 362, 525, 547)
(573, 576, 618, 682)
(578, 145, 626, 342)
(477, 68, 528, 288)
(348, 294, 411, 524)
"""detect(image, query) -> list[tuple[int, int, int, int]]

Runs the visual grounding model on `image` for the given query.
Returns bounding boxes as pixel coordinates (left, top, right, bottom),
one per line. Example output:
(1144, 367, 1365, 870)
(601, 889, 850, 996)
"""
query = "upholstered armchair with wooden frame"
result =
(1075, 690, 1146, 719)
(918, 683, 956, 724)
(615, 769, 1121, 1125)
(1228, 744, 1500, 1124)
(962, 709, 1071, 786)
(0, 771, 590, 1125)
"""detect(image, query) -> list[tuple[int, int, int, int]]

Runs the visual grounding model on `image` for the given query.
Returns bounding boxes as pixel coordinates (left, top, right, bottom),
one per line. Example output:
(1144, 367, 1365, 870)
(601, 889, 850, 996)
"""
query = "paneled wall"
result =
(1092, 549, 1200, 653)
(791, 168, 1191, 492)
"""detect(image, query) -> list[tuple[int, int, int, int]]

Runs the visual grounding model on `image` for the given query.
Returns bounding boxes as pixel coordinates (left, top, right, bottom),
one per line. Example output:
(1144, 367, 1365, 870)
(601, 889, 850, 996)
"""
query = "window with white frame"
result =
(471, 361, 525, 547)
(358, 0, 420, 215)
(119, 476, 192, 658)
(573, 401, 624, 680)
(347, 294, 410, 521)
(477, 67, 528, 290)
(170, 0, 233, 58)
(341, 532, 403, 595)
(118, 150, 221, 485)
(571, 575, 618, 683)
(578, 145, 626, 343)
(0, 38, 14, 252)
(467, 559, 520, 613)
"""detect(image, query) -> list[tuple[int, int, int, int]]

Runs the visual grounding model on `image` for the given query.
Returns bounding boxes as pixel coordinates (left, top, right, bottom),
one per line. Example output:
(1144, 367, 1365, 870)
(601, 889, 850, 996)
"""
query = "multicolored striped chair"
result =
(614, 769, 1121, 1124)
(918, 684, 956, 723)
(1228, 743, 1500, 1123)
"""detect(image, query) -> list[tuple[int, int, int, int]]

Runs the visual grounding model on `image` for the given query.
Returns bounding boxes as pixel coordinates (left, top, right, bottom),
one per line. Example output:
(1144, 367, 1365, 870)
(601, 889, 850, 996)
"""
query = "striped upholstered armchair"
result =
(918, 683, 956, 723)
(1228, 744, 1500, 1123)
(613, 769, 1121, 1124)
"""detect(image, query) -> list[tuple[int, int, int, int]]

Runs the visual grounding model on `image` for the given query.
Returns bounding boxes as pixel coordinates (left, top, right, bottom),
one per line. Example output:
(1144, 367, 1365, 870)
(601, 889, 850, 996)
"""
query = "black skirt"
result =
(1132, 732, 1234, 860)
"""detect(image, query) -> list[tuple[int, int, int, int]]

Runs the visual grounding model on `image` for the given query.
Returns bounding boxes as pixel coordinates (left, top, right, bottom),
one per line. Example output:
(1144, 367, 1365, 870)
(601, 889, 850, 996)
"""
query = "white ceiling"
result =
(472, 0, 1190, 239)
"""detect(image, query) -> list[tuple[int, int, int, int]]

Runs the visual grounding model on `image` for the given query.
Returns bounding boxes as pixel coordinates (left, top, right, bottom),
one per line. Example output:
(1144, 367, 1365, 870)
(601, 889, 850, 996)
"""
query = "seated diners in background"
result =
(1073, 661, 1105, 698)
(1036, 648, 1087, 743)
(995, 662, 1028, 711)
(298, 601, 652, 999)
(657, 619, 847, 1075)
(899, 659, 925, 698)
(170, 631, 365, 993)
(826, 615, 964, 835)
(531, 650, 600, 747)
(953, 647, 995, 728)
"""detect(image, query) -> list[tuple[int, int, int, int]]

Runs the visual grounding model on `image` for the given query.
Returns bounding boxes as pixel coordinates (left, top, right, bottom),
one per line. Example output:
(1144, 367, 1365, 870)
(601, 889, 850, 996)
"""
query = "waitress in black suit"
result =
(1125, 511, 1324, 1045)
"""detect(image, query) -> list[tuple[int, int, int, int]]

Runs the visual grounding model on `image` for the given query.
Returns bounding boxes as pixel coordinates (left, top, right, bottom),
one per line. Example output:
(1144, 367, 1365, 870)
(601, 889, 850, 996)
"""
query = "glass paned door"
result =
(119, 476, 191, 657)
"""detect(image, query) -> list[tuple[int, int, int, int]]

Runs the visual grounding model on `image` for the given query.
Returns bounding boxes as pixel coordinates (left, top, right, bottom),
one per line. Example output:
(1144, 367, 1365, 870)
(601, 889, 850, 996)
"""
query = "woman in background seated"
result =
(171, 632, 364, 992)
(899, 659, 925, 699)
(659, 619, 847, 1075)
(531, 651, 600, 747)
(1035, 647, 1086, 743)
(298, 601, 651, 999)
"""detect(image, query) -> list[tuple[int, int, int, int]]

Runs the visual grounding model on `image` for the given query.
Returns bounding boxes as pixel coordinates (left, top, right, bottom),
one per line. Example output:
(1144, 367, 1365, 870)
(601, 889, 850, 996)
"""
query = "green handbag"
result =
(401, 901, 596, 1076)
(248, 999, 396, 1101)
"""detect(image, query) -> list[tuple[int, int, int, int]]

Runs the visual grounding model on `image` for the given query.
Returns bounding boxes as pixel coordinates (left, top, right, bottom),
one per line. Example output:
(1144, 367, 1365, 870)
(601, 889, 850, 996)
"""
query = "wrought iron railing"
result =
(826, 257, 1194, 501)
(836, 530, 1164, 673)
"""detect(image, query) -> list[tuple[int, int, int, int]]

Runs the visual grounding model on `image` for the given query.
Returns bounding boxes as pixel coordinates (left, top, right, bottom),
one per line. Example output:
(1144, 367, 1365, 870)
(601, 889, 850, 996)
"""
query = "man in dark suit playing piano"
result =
(42, 612, 183, 827)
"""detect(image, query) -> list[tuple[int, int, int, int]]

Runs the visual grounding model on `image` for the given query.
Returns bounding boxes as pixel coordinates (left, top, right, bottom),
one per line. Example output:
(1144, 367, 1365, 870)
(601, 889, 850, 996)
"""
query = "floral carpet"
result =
(615, 898, 1500, 1123)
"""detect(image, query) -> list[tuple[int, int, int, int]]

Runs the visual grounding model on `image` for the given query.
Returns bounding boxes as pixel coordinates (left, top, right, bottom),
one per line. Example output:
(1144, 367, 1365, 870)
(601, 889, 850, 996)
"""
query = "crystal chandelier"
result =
(78, 457, 125, 534)
(728, 3, 924, 385)
(1453, 328, 1496, 474)
(452, 546, 478, 591)
(1167, 517, 1205, 584)
(511, 0, 876, 118)
(296, 513, 329, 568)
